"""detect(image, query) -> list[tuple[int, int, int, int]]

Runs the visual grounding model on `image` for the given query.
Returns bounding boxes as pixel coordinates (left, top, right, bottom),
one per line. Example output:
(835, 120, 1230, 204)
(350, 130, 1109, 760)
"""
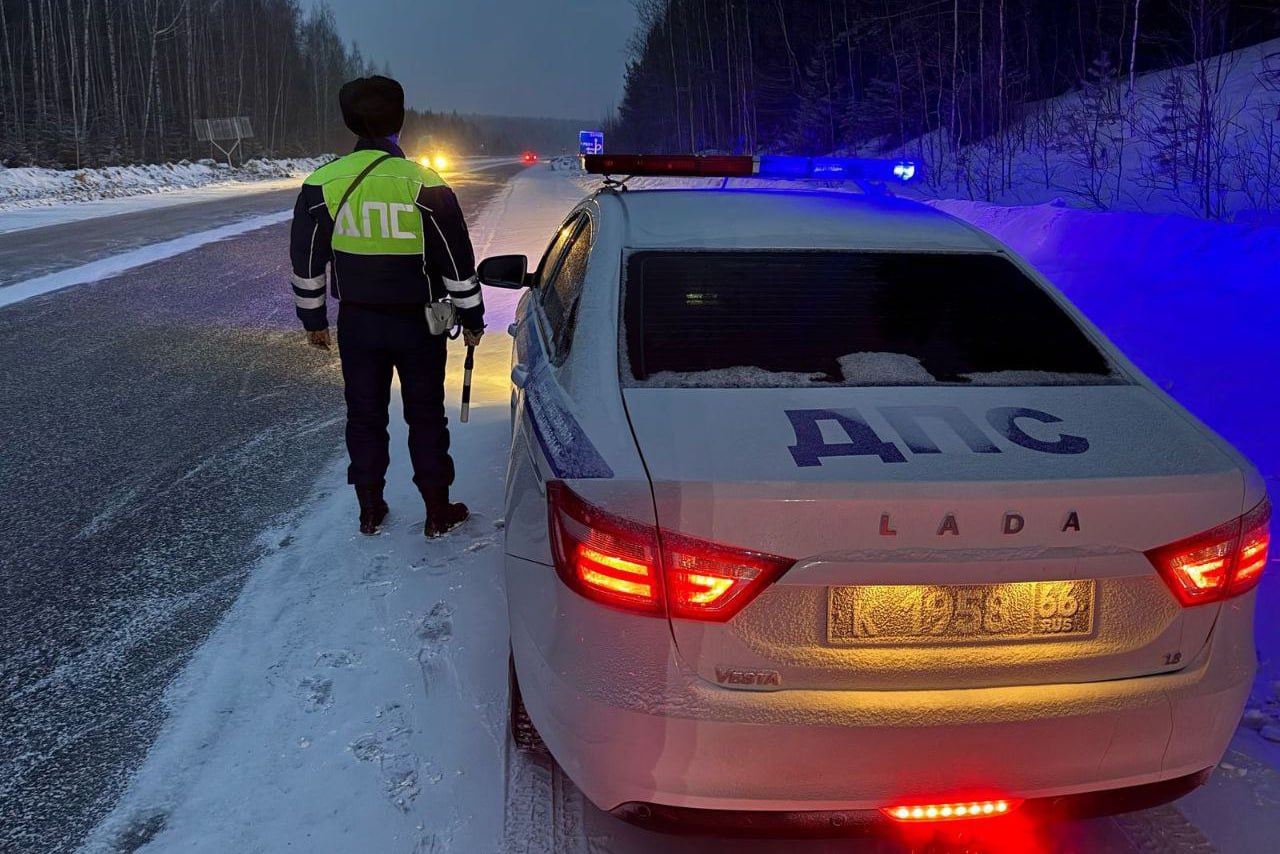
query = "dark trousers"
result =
(337, 302, 455, 496)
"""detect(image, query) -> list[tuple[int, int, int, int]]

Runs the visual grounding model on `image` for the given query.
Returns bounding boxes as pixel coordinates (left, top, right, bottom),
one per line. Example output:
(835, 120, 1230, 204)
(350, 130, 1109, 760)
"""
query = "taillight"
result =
(547, 482, 793, 621)
(662, 531, 793, 620)
(1146, 497, 1271, 606)
(548, 481, 663, 615)
(882, 798, 1021, 823)
(1233, 498, 1272, 595)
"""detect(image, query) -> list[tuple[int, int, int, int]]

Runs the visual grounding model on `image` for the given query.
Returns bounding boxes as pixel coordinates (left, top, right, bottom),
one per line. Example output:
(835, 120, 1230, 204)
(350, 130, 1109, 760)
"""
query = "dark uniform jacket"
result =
(288, 138, 484, 331)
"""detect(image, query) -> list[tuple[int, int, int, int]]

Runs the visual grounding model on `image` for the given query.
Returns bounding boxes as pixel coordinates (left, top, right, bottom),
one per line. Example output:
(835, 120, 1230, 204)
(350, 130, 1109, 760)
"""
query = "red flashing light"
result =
(547, 482, 793, 621)
(522, 151, 539, 164)
(883, 799, 1022, 823)
(582, 154, 755, 178)
(1146, 498, 1271, 606)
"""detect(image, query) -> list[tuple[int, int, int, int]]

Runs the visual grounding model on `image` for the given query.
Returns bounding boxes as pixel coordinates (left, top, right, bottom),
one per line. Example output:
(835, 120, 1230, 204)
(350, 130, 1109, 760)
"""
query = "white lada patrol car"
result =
(476, 154, 1270, 835)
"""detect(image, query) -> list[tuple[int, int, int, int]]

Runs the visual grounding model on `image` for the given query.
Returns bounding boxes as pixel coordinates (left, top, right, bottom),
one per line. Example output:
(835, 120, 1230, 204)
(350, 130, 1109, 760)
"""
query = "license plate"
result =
(827, 580, 1095, 645)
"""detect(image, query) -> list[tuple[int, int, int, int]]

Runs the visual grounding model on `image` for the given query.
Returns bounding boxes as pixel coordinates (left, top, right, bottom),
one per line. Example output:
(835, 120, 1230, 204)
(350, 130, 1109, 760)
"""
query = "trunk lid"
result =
(623, 384, 1243, 691)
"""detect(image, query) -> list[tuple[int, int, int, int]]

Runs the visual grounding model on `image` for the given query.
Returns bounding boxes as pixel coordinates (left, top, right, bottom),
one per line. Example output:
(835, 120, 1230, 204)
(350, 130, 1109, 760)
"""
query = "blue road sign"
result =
(579, 131, 604, 156)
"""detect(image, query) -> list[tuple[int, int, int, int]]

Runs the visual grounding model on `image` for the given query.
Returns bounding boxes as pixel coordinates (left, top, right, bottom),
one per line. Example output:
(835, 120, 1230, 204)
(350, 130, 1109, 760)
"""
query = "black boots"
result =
(422, 487, 469, 539)
(356, 483, 468, 538)
(355, 482, 389, 535)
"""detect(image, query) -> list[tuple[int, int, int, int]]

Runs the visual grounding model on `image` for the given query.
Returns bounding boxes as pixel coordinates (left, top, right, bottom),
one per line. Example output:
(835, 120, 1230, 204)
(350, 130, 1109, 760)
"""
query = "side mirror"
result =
(477, 254, 531, 290)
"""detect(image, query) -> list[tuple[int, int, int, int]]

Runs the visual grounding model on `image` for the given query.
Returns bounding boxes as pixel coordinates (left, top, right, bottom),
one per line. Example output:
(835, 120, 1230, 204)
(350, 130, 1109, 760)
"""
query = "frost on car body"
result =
(486, 183, 1267, 829)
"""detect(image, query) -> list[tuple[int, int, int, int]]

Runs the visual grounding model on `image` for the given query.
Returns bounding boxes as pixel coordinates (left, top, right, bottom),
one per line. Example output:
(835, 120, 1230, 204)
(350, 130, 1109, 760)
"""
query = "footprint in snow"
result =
(111, 808, 169, 853)
(462, 537, 498, 555)
(413, 532, 500, 573)
(348, 708, 423, 813)
(413, 556, 455, 577)
(315, 648, 361, 669)
(417, 602, 454, 651)
(381, 752, 421, 812)
(349, 732, 384, 762)
(361, 552, 397, 588)
(296, 675, 334, 712)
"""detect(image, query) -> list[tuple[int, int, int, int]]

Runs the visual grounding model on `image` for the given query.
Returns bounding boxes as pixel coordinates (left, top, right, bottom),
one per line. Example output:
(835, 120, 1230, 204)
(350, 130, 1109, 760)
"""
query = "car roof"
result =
(601, 187, 998, 253)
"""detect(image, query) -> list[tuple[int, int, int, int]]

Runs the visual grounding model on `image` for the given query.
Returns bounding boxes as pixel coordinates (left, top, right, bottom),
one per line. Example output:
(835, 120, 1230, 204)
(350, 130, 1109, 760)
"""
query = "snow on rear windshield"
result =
(623, 251, 1123, 388)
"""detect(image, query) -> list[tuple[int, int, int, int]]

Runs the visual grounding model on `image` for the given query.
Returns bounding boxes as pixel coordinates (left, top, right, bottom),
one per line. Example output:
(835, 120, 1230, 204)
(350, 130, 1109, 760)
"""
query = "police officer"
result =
(289, 76, 484, 538)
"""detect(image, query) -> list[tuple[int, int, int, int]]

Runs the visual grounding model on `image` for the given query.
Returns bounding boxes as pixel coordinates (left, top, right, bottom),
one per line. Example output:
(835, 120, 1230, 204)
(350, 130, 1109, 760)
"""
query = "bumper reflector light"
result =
(882, 799, 1021, 823)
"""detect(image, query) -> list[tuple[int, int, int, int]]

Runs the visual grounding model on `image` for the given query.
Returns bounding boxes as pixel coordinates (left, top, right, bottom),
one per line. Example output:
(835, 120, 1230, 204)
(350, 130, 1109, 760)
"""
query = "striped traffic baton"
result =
(460, 344, 475, 423)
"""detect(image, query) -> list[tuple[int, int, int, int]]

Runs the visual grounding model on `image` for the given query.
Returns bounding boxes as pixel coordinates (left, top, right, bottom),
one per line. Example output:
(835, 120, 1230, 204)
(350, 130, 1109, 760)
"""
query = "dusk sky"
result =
(302, 0, 638, 120)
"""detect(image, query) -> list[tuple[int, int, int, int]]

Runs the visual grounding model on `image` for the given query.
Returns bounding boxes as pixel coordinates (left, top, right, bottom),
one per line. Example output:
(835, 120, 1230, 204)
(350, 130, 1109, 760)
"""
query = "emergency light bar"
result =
(581, 153, 918, 183)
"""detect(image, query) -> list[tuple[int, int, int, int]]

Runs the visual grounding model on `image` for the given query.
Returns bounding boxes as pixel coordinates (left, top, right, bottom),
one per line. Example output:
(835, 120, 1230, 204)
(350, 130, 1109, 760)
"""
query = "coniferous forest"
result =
(0, 0, 504, 168)
(611, 1, 1280, 214)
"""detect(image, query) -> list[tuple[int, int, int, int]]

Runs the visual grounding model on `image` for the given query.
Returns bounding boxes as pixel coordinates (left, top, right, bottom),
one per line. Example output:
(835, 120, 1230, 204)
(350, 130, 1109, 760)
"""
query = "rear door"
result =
(506, 213, 596, 564)
(619, 250, 1243, 692)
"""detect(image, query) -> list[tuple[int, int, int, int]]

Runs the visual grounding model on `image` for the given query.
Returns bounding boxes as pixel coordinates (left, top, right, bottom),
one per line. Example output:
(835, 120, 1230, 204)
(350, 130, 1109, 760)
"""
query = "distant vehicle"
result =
(418, 153, 450, 172)
(477, 154, 1269, 835)
(521, 151, 539, 164)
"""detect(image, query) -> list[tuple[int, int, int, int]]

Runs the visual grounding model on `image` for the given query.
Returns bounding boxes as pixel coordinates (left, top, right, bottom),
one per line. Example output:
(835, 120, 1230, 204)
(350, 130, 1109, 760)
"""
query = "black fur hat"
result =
(339, 75, 405, 139)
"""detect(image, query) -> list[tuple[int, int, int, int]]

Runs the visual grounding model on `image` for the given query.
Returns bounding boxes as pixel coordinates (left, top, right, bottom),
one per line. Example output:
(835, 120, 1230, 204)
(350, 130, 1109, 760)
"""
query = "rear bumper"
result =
(610, 768, 1213, 837)
(507, 555, 1255, 816)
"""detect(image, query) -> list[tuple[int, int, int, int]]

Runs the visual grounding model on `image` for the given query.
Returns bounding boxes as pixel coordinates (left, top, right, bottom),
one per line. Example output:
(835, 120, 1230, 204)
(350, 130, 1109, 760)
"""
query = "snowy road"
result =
(0, 158, 522, 287)
(0, 161, 524, 853)
(0, 185, 298, 286)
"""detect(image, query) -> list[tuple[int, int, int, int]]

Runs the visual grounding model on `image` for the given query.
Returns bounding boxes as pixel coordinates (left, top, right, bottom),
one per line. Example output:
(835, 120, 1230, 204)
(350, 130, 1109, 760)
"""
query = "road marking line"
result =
(0, 210, 291, 310)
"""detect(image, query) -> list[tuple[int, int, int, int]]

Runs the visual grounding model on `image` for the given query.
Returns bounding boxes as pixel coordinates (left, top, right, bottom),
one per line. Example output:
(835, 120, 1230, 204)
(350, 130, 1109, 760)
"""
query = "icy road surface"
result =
(75, 168, 1280, 854)
(0, 160, 525, 853)
(0, 184, 299, 287)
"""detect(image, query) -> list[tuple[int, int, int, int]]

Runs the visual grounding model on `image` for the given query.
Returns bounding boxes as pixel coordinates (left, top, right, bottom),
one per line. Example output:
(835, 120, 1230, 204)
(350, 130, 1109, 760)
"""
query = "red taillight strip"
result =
(1146, 497, 1271, 606)
(547, 481, 664, 615)
(547, 481, 794, 621)
(1230, 497, 1272, 595)
(661, 529, 794, 622)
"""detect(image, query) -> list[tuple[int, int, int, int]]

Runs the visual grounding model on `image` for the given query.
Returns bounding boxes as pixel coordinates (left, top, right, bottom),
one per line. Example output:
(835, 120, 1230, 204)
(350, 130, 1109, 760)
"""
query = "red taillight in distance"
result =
(1145, 497, 1271, 606)
(547, 481, 793, 621)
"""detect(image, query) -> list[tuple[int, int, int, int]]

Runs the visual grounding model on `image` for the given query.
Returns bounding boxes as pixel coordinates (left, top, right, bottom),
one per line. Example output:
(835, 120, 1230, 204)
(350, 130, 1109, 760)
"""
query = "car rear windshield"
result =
(623, 251, 1123, 387)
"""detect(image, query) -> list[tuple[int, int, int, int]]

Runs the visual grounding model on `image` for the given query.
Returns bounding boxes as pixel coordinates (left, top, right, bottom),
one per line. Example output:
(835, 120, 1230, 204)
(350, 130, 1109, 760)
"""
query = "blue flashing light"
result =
(581, 153, 919, 184)
(756, 155, 918, 183)
(756, 155, 810, 179)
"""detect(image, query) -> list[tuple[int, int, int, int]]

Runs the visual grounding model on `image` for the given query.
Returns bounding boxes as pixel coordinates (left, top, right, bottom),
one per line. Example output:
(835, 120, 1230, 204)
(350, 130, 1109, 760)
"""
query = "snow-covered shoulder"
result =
(78, 165, 585, 854)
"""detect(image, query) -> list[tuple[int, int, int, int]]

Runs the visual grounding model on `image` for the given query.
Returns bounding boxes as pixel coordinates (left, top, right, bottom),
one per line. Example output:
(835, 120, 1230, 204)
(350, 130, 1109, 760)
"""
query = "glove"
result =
(306, 329, 332, 350)
(463, 328, 484, 347)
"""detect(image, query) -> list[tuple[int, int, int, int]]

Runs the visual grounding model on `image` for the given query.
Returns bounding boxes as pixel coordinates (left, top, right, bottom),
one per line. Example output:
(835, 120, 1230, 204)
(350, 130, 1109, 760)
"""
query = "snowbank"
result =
(0, 157, 328, 211)
(79, 166, 588, 854)
(891, 37, 1280, 217)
